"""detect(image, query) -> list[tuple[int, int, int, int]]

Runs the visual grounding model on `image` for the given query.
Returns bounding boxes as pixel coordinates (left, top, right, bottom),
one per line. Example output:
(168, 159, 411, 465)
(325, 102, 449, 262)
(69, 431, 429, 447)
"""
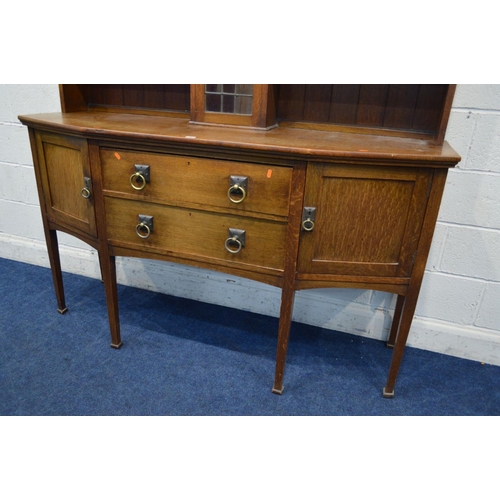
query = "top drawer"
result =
(100, 148, 292, 218)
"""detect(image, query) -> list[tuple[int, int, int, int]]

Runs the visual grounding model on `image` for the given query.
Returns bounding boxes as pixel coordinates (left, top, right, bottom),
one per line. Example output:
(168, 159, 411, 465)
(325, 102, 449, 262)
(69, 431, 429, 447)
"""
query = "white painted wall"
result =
(1, 84, 499, 365)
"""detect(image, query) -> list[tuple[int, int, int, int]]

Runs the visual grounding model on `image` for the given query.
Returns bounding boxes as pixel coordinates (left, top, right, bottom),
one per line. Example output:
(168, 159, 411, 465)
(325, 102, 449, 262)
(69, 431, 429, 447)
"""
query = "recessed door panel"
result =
(298, 163, 432, 277)
(35, 131, 96, 236)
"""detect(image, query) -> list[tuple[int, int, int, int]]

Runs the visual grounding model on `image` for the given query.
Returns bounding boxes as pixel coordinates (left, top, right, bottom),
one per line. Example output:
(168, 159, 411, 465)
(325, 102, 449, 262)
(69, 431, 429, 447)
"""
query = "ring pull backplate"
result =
(135, 214, 154, 239)
(225, 228, 246, 254)
(130, 164, 151, 191)
(228, 175, 248, 204)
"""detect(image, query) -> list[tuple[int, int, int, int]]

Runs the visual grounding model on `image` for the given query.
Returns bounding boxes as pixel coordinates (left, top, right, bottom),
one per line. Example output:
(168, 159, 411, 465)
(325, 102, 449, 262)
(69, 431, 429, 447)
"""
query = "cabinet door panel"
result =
(35, 131, 96, 236)
(298, 163, 432, 277)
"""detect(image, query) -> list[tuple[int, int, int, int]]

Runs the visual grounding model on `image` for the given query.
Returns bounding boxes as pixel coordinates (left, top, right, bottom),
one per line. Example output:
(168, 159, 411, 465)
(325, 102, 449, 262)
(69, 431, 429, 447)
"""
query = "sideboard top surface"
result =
(19, 112, 460, 166)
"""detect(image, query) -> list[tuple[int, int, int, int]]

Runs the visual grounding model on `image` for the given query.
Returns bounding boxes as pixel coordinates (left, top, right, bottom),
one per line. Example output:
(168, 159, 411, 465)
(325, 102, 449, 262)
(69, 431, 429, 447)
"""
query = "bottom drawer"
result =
(105, 197, 287, 272)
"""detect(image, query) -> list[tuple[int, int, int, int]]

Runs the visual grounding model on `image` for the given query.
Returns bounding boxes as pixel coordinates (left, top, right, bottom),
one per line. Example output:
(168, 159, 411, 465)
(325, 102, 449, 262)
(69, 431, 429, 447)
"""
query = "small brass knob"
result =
(227, 184, 247, 204)
(135, 222, 151, 239)
(130, 172, 147, 191)
(80, 187, 91, 199)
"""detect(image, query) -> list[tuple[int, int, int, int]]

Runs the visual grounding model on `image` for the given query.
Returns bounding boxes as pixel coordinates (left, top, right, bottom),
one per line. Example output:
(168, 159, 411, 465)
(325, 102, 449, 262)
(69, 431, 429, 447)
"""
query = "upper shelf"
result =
(59, 84, 456, 145)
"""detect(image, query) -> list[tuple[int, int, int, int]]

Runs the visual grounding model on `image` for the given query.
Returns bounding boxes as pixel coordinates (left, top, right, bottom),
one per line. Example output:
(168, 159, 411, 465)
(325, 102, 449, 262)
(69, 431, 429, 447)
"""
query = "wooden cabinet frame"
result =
(190, 84, 277, 129)
(19, 83, 460, 399)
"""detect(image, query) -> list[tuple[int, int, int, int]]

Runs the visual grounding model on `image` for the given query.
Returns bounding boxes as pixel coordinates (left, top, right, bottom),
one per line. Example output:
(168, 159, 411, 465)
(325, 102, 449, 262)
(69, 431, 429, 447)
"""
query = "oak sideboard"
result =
(19, 84, 461, 397)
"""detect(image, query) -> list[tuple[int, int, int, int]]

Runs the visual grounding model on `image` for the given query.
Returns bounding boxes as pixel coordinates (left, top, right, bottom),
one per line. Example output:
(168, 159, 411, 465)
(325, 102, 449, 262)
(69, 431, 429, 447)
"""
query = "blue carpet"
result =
(1, 257, 499, 415)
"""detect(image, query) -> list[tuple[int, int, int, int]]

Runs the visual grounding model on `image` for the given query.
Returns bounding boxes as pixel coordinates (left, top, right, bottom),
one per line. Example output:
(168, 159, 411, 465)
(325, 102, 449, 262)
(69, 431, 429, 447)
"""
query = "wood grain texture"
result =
(34, 130, 96, 236)
(276, 84, 454, 142)
(104, 197, 287, 274)
(59, 84, 455, 141)
(329, 85, 360, 124)
(435, 85, 456, 145)
(20, 85, 460, 397)
(303, 85, 332, 122)
(277, 85, 306, 121)
(100, 148, 292, 218)
(383, 84, 420, 130)
(273, 161, 307, 394)
(356, 85, 390, 127)
(384, 168, 450, 395)
(387, 294, 405, 347)
(19, 113, 460, 165)
(295, 279, 409, 295)
(89, 141, 122, 347)
(28, 128, 68, 313)
(103, 85, 124, 106)
(298, 163, 432, 277)
(59, 85, 87, 112)
(413, 84, 448, 132)
(90, 84, 190, 112)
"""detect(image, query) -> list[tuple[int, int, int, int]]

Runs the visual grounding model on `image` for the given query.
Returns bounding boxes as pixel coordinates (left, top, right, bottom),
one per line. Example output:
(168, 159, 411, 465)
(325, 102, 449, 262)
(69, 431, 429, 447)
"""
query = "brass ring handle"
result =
(227, 184, 247, 204)
(130, 172, 147, 191)
(135, 222, 151, 239)
(225, 236, 243, 254)
(302, 218, 315, 232)
(81, 187, 91, 199)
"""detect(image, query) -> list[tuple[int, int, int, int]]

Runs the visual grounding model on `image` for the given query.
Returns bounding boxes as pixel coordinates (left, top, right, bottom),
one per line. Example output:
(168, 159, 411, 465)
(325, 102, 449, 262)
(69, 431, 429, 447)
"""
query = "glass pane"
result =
(236, 84, 253, 95)
(206, 84, 221, 92)
(205, 93, 221, 112)
(204, 84, 253, 115)
(222, 95, 235, 113)
(235, 96, 253, 115)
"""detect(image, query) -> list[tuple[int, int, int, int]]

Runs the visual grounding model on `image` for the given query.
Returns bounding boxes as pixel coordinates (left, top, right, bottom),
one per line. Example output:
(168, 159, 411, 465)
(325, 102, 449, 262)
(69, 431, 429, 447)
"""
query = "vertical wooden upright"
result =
(273, 162, 307, 394)
(383, 169, 449, 396)
(88, 141, 122, 348)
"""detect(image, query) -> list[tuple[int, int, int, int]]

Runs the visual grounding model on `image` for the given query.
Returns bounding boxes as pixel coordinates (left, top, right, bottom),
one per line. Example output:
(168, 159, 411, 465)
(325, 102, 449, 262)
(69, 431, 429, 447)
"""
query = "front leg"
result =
(386, 294, 405, 348)
(383, 288, 419, 397)
(272, 284, 296, 395)
(99, 252, 122, 349)
(45, 228, 68, 315)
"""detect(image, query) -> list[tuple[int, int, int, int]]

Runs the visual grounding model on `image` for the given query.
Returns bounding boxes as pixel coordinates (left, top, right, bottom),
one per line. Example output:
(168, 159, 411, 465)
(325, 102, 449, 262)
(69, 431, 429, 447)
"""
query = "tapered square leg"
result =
(383, 288, 419, 397)
(272, 284, 295, 395)
(99, 252, 122, 349)
(387, 294, 405, 348)
(45, 229, 68, 315)
(383, 387, 395, 398)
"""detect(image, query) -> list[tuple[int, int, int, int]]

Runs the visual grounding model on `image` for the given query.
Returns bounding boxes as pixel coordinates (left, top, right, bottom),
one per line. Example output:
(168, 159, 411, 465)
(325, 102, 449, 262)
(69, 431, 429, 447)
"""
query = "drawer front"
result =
(100, 148, 292, 218)
(105, 197, 287, 272)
